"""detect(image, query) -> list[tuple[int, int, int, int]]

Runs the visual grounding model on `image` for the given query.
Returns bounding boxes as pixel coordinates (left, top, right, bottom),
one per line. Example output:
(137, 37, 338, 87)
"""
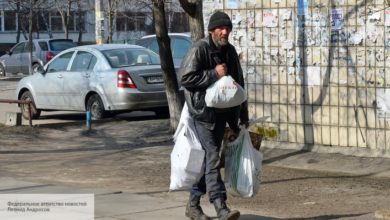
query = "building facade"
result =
(0, 0, 189, 46)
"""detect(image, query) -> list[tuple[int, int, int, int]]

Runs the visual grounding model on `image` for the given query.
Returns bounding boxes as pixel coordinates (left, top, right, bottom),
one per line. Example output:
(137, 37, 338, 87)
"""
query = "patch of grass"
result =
(251, 125, 278, 139)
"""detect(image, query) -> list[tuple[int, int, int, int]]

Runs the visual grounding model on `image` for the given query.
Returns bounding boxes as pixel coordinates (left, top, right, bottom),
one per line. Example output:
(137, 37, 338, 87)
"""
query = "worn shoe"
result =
(185, 194, 211, 220)
(213, 198, 240, 220)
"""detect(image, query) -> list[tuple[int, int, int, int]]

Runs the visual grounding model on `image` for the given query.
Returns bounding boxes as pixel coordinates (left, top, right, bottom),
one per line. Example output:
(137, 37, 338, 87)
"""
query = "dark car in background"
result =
(0, 39, 76, 77)
(135, 33, 191, 68)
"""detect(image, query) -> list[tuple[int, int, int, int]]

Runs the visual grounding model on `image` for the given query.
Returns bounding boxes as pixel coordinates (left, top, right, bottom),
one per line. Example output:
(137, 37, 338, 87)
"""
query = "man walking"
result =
(180, 11, 249, 220)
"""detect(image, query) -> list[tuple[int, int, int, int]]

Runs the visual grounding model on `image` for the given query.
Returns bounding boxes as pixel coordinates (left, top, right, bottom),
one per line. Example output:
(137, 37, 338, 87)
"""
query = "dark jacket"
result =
(180, 35, 249, 130)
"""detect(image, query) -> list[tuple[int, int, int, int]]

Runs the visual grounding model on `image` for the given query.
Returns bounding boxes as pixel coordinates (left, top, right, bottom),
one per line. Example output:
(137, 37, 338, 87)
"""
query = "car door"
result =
(19, 42, 36, 74)
(63, 50, 97, 110)
(4, 42, 25, 74)
(35, 51, 75, 109)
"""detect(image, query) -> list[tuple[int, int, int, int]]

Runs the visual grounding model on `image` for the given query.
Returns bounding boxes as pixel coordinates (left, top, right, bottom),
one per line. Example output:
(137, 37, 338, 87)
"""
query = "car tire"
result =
(20, 91, 41, 120)
(0, 63, 5, 77)
(87, 94, 105, 120)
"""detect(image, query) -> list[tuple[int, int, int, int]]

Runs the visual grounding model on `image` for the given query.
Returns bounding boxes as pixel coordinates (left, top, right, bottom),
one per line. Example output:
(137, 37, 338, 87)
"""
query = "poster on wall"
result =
(385, 10, 390, 26)
(331, 8, 344, 30)
(306, 66, 321, 86)
(298, 0, 308, 16)
(263, 10, 278, 28)
(377, 89, 390, 119)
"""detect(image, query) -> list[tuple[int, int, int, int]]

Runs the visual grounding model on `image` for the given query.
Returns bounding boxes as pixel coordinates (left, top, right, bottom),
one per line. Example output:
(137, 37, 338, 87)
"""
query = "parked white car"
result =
(16, 44, 170, 120)
(135, 33, 191, 67)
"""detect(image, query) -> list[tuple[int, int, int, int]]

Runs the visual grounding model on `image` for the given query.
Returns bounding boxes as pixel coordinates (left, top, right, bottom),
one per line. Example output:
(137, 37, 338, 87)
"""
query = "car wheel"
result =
(20, 91, 41, 120)
(0, 63, 5, 77)
(87, 94, 105, 120)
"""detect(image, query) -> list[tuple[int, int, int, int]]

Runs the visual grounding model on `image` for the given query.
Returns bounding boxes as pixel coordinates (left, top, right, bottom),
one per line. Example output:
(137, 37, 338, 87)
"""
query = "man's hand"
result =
(240, 121, 249, 128)
(215, 63, 227, 78)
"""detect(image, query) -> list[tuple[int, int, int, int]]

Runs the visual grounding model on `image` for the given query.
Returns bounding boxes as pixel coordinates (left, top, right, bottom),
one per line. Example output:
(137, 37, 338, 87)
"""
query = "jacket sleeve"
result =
(180, 46, 219, 89)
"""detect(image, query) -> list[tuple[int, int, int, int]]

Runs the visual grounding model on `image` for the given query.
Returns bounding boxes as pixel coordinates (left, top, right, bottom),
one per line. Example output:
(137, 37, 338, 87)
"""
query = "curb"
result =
(0, 76, 23, 82)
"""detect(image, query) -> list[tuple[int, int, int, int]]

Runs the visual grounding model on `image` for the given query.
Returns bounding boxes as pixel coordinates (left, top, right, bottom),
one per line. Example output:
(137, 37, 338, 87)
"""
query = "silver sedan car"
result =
(16, 44, 170, 120)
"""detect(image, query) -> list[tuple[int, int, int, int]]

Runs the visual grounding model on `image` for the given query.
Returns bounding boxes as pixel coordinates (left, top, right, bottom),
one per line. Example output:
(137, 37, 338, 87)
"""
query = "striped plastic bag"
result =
(224, 127, 263, 198)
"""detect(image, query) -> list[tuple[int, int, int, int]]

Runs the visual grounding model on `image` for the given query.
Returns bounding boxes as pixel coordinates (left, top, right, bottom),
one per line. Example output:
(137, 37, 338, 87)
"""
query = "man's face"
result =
(211, 26, 231, 47)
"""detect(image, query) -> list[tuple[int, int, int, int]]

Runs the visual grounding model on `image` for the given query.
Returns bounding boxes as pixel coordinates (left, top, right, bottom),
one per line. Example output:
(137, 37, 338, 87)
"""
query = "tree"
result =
(152, 0, 183, 131)
(54, 0, 74, 39)
(178, 0, 204, 42)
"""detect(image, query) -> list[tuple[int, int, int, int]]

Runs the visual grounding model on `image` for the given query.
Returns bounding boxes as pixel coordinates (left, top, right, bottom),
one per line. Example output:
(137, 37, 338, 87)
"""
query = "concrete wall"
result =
(203, 0, 390, 157)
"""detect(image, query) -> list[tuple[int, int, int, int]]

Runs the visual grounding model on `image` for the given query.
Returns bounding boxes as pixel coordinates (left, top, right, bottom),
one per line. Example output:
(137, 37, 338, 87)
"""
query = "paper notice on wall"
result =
(368, 8, 380, 21)
(282, 40, 294, 50)
(281, 9, 292, 21)
(263, 10, 278, 28)
(377, 89, 390, 119)
(386, 10, 390, 26)
(349, 31, 364, 45)
(331, 8, 344, 30)
(306, 66, 321, 86)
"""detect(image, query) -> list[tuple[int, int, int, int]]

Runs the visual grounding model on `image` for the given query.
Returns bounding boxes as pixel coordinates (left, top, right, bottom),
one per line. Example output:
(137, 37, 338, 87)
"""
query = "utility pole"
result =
(95, 0, 104, 44)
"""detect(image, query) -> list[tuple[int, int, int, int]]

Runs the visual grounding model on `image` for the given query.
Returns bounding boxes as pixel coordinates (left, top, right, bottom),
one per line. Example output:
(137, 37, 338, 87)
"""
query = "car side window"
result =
(11, 43, 25, 54)
(23, 42, 36, 53)
(149, 40, 159, 54)
(172, 38, 191, 59)
(70, 51, 97, 71)
(47, 52, 74, 73)
(38, 42, 48, 51)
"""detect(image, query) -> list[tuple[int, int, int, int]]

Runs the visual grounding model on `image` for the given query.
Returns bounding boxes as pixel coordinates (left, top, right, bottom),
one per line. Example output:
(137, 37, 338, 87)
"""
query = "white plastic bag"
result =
(205, 75, 247, 108)
(224, 127, 263, 198)
(169, 104, 205, 191)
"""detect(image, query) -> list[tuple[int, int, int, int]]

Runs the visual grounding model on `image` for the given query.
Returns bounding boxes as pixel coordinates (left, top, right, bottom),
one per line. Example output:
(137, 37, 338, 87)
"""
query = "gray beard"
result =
(215, 38, 229, 48)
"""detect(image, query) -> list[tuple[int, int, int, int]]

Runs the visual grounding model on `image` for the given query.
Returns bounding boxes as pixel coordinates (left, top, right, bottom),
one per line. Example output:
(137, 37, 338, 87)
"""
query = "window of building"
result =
(116, 16, 127, 31)
(37, 12, 50, 32)
(50, 12, 63, 31)
(4, 11, 16, 31)
(116, 13, 146, 32)
(0, 12, 3, 31)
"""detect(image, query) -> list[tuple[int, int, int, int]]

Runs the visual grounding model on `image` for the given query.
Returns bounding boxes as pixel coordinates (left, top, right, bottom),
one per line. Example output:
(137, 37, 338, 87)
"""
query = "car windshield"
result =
(49, 40, 76, 51)
(102, 48, 160, 68)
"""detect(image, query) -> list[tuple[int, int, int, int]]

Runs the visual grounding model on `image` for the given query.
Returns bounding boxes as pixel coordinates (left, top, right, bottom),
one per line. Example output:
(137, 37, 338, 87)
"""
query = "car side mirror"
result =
(33, 65, 45, 75)
(6, 50, 12, 55)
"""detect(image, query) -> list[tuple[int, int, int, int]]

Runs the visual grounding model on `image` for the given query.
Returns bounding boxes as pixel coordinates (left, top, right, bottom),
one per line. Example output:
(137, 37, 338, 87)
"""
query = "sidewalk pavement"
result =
(1, 148, 390, 219)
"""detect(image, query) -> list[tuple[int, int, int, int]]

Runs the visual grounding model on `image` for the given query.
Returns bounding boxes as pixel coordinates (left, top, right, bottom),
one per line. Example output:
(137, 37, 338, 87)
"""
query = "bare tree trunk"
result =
(178, 0, 204, 42)
(16, 0, 21, 43)
(40, 11, 53, 38)
(152, 0, 183, 132)
(107, 0, 113, 43)
(77, 1, 83, 44)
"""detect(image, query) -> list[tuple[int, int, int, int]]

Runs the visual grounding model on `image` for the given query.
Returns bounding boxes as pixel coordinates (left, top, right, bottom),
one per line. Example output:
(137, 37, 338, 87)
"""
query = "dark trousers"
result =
(189, 111, 238, 203)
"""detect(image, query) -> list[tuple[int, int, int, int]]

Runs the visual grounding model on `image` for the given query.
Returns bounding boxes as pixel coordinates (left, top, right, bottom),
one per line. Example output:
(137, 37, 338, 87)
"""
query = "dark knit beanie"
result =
(208, 11, 233, 31)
